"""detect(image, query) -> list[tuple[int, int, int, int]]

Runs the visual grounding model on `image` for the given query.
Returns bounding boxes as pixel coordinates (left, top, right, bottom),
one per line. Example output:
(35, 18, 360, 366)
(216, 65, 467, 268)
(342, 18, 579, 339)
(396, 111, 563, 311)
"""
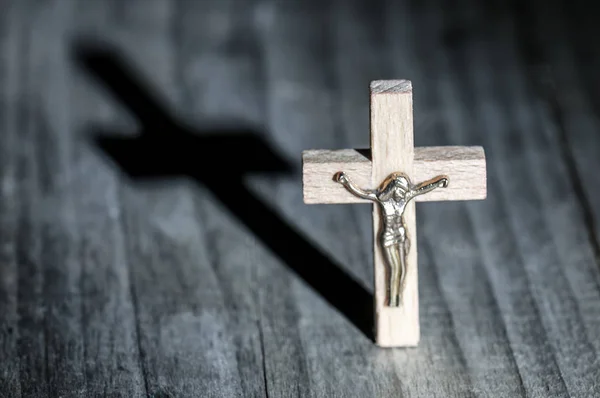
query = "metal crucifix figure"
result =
(334, 171, 449, 307)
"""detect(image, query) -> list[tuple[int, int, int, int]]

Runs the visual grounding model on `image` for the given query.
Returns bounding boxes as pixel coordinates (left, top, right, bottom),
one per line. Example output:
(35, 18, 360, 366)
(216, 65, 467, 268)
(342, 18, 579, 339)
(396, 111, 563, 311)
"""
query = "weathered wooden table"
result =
(1, 0, 599, 396)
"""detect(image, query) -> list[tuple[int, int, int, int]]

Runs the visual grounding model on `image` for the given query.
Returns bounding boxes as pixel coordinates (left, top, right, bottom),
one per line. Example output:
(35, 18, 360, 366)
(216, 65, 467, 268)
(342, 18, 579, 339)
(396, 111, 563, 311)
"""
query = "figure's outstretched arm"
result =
(333, 172, 377, 201)
(409, 175, 449, 199)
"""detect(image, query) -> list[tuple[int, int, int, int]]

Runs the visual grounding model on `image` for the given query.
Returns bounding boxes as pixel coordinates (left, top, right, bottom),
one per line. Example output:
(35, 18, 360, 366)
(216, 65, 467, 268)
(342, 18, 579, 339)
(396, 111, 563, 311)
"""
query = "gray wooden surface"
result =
(1, 0, 600, 396)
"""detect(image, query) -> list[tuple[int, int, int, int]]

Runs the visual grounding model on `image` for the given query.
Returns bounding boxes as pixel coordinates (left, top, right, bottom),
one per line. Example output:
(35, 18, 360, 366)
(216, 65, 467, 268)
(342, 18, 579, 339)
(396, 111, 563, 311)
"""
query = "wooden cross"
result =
(302, 80, 486, 347)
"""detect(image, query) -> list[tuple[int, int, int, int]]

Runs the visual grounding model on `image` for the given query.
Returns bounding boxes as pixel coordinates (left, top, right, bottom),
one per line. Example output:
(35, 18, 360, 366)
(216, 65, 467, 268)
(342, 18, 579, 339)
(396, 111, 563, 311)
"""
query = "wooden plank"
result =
(506, 0, 600, 385)
(488, 4, 600, 395)
(528, 0, 600, 356)
(109, 0, 265, 396)
(14, 95, 48, 398)
(115, 2, 232, 398)
(258, 0, 406, 395)
(431, 0, 600, 395)
(0, 3, 21, 396)
(167, 1, 267, 396)
(521, 0, 600, 272)
(303, 146, 486, 204)
(258, 2, 367, 397)
(386, 0, 533, 395)
(418, 2, 563, 395)
(14, 3, 87, 396)
(69, 1, 148, 395)
(1, 6, 52, 397)
(544, 0, 600, 262)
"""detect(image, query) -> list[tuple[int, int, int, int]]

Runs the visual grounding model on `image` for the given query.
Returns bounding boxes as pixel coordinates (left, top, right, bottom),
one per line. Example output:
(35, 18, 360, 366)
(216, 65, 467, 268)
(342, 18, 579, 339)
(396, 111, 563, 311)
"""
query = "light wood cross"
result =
(302, 80, 487, 347)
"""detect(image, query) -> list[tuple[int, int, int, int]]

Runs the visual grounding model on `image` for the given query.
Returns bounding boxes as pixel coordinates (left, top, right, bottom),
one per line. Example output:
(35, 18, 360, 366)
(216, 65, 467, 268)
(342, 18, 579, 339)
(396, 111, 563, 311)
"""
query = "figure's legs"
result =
(401, 237, 410, 292)
(384, 244, 405, 307)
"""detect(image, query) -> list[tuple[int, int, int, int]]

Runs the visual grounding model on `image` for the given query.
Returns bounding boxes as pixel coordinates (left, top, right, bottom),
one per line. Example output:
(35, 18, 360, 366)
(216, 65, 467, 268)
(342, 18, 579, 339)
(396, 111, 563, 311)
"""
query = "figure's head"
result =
(378, 172, 411, 201)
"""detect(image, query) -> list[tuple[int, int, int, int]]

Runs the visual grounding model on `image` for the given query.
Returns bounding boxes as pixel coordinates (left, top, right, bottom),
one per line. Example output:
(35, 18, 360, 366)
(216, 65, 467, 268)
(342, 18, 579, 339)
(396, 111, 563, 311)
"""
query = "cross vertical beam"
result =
(370, 80, 418, 346)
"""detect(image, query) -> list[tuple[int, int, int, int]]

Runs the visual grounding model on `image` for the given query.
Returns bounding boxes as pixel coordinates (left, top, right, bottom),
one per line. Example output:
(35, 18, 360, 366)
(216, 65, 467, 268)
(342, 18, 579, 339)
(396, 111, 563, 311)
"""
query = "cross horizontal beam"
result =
(303, 146, 487, 204)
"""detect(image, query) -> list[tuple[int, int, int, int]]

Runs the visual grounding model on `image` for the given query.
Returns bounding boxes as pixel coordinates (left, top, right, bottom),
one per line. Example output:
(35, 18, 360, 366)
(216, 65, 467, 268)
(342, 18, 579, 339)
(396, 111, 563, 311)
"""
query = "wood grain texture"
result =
(71, 2, 147, 395)
(408, 3, 547, 394)
(303, 146, 486, 204)
(115, 1, 268, 396)
(0, 5, 19, 395)
(411, 1, 599, 395)
(1, 0, 600, 396)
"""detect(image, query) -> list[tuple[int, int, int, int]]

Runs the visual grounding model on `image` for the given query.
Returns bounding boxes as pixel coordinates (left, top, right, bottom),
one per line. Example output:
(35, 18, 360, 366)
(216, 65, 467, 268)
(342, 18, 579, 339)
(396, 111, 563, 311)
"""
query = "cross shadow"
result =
(72, 40, 374, 341)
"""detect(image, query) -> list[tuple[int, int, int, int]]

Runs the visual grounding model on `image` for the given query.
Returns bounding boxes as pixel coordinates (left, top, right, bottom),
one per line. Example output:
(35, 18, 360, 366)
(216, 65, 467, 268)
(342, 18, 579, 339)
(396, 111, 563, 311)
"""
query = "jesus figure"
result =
(334, 171, 448, 307)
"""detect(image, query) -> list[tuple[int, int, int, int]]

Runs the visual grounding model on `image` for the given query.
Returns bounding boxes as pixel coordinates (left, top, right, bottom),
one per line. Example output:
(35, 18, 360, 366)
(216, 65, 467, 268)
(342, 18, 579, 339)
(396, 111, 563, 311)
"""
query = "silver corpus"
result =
(333, 171, 448, 307)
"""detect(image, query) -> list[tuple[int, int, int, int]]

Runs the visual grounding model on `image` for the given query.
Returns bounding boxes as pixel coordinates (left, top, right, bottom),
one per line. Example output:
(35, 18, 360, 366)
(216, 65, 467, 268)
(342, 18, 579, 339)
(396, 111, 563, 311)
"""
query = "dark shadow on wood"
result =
(72, 40, 374, 341)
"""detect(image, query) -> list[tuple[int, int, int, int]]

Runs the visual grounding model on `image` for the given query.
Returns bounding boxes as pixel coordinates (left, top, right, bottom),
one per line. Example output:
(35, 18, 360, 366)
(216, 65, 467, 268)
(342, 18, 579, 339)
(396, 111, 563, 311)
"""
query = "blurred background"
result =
(1, 0, 600, 396)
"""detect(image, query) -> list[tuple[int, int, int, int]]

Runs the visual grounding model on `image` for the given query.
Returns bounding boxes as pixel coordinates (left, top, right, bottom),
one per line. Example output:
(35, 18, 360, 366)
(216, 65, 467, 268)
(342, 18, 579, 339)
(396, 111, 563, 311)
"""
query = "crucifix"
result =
(302, 80, 487, 347)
